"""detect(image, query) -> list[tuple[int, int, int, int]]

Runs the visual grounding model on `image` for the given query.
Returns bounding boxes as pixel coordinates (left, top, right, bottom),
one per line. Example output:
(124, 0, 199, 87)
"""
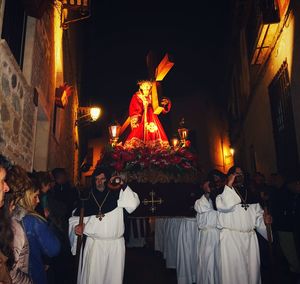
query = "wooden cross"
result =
(143, 190, 163, 213)
(120, 52, 174, 135)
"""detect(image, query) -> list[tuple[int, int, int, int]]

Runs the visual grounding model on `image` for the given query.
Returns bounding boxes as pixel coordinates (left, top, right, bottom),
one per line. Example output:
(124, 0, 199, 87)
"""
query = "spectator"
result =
(0, 154, 13, 284)
(51, 168, 77, 220)
(6, 165, 35, 284)
(11, 166, 60, 284)
(31, 171, 52, 220)
(47, 169, 77, 284)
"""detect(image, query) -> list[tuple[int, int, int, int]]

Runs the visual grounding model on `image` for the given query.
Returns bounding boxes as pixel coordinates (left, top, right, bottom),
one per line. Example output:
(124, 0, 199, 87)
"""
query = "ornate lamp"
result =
(76, 106, 101, 125)
(170, 137, 180, 150)
(59, 0, 91, 29)
(177, 118, 189, 147)
(108, 123, 121, 147)
(90, 107, 101, 121)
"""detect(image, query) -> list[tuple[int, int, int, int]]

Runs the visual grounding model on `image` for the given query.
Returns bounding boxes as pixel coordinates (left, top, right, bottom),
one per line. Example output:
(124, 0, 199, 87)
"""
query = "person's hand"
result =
(202, 181, 211, 199)
(75, 224, 85, 236)
(202, 181, 211, 194)
(227, 174, 236, 188)
(263, 212, 272, 225)
(161, 98, 169, 106)
(108, 176, 125, 191)
(109, 176, 124, 185)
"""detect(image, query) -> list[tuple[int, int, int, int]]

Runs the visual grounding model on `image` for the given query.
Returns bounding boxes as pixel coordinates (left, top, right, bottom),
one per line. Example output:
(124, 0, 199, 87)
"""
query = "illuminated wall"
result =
(54, 4, 64, 85)
(236, 8, 297, 177)
(81, 138, 106, 185)
(169, 94, 232, 176)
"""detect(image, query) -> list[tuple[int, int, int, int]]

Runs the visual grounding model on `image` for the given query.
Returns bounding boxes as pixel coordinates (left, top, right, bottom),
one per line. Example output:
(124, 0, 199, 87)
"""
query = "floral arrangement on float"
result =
(103, 118, 201, 183)
(99, 142, 200, 184)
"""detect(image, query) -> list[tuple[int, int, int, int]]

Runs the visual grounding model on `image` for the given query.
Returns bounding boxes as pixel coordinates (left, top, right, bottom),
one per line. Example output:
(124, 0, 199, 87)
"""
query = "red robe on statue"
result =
(124, 91, 169, 148)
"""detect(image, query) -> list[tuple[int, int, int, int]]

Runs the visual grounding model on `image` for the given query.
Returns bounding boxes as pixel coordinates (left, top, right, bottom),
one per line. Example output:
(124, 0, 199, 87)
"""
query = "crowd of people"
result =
(0, 154, 78, 284)
(194, 166, 300, 284)
(0, 154, 140, 284)
(1, 150, 300, 284)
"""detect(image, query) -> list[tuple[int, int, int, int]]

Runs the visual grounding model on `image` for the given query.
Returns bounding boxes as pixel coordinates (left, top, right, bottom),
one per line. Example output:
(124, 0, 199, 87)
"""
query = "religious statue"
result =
(124, 80, 171, 148)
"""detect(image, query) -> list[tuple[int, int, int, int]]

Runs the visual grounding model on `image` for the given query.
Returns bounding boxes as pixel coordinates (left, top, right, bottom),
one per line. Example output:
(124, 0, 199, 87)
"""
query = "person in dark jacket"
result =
(51, 168, 77, 220)
(12, 166, 60, 284)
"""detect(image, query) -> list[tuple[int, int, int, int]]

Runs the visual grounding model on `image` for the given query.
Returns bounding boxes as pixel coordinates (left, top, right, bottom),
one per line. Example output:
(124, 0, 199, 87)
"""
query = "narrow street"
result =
(124, 248, 177, 284)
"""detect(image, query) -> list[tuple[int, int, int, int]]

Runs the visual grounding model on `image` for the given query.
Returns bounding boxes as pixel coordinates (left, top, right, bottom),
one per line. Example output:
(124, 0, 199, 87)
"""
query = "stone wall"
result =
(0, 40, 37, 171)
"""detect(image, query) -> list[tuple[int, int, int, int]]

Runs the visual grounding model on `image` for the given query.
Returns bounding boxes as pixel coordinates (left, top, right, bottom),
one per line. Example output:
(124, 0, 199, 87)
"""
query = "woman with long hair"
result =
(7, 166, 60, 284)
(2, 191, 31, 284)
(0, 200, 14, 284)
(5, 165, 35, 283)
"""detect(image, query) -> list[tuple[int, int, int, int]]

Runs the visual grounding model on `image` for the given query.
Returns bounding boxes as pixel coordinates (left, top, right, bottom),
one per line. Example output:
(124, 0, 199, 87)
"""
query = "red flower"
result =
(170, 156, 182, 164)
(181, 161, 192, 169)
(140, 157, 150, 168)
(121, 151, 135, 162)
(183, 151, 196, 161)
(177, 147, 187, 155)
(111, 151, 121, 160)
(114, 161, 124, 172)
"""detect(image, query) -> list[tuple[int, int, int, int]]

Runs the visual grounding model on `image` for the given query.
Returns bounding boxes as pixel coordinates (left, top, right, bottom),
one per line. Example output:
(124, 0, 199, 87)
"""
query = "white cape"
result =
(216, 185, 268, 284)
(69, 186, 140, 284)
(194, 195, 221, 284)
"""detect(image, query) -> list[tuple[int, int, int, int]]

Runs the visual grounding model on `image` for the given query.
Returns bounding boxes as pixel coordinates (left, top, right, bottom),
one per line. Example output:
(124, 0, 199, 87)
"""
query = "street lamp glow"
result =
(90, 107, 101, 121)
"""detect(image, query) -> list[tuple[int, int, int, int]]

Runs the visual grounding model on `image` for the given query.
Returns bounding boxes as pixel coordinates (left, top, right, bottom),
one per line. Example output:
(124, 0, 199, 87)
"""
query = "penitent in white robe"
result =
(216, 185, 269, 284)
(194, 195, 221, 284)
(69, 186, 140, 284)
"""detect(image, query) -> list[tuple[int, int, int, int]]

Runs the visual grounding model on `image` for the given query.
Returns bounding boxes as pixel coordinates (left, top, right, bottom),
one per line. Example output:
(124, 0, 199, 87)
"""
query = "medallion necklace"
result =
(234, 186, 249, 211)
(91, 190, 110, 221)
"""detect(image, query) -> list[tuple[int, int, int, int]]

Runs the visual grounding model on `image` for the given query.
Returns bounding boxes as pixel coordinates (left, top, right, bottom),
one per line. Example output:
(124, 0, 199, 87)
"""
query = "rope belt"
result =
(88, 235, 123, 241)
(222, 227, 255, 233)
(199, 226, 217, 231)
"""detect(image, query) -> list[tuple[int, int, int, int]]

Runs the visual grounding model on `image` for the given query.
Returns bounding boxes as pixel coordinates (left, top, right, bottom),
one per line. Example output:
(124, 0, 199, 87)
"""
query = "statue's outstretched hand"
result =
(161, 98, 169, 106)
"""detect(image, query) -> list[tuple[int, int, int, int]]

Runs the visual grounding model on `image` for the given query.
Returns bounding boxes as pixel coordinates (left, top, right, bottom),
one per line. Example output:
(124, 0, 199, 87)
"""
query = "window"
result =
(1, 0, 27, 67)
(268, 61, 298, 176)
(245, 0, 263, 62)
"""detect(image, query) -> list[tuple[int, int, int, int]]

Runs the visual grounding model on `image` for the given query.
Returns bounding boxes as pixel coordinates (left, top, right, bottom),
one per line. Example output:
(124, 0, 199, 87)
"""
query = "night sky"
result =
(77, 1, 231, 140)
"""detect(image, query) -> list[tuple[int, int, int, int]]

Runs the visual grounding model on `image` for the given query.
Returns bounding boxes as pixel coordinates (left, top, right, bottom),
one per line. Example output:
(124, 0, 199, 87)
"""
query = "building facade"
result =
(227, 0, 299, 178)
(0, 0, 81, 182)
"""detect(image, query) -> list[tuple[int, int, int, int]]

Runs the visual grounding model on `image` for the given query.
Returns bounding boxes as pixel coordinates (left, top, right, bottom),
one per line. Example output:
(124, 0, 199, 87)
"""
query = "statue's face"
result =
(140, 82, 152, 95)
